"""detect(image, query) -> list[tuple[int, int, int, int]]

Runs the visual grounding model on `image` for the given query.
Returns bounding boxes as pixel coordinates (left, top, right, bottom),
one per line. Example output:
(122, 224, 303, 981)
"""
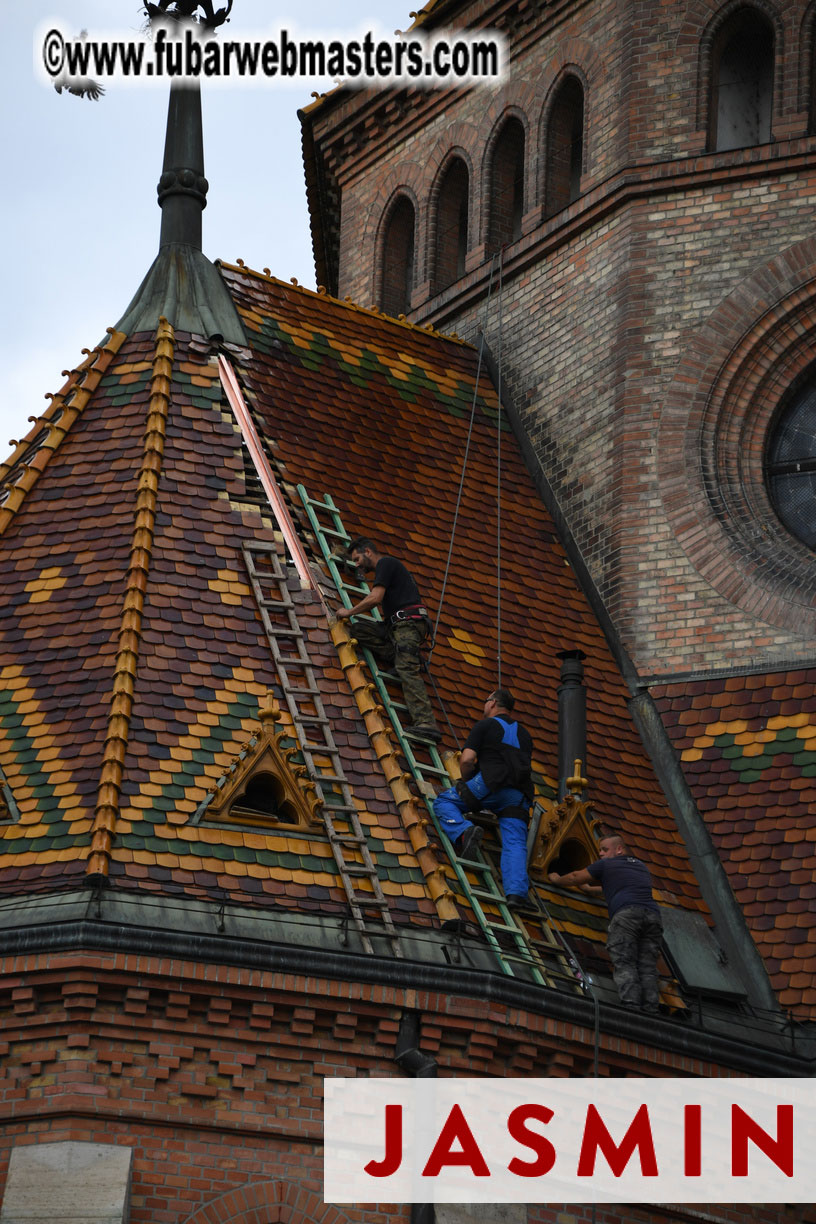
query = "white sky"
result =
(0, 0, 410, 454)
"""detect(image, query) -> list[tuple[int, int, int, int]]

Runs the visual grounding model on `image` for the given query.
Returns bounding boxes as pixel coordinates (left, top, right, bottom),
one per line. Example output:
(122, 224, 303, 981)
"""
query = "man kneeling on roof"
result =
(336, 537, 441, 744)
(433, 689, 533, 908)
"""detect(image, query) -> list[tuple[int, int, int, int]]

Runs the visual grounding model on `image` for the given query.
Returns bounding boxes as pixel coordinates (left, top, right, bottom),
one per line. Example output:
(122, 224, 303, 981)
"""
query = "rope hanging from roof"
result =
(430, 246, 507, 693)
(429, 256, 497, 660)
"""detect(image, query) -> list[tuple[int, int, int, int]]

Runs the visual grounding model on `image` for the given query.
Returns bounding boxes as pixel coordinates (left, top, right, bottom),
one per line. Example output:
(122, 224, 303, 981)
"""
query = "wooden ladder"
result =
(242, 540, 403, 958)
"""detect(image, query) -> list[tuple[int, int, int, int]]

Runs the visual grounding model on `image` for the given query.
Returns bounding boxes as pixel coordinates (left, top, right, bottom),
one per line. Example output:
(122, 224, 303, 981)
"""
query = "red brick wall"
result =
(0, 948, 797, 1224)
(307, 0, 816, 676)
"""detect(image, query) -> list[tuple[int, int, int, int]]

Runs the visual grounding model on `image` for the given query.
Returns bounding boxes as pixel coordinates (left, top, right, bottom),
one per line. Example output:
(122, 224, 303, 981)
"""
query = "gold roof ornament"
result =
(529, 758, 602, 878)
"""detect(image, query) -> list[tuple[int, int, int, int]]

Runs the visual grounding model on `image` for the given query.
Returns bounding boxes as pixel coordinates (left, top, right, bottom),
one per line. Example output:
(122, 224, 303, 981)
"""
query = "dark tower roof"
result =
(116, 29, 245, 344)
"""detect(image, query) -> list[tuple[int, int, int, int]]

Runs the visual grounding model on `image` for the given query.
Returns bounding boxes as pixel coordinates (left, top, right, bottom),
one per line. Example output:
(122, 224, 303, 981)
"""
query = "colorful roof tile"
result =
(1, 267, 716, 995)
(652, 670, 816, 1011)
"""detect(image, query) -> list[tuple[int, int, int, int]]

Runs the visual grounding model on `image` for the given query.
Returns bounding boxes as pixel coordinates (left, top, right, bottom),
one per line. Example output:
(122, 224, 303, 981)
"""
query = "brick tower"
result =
(302, 0, 816, 678)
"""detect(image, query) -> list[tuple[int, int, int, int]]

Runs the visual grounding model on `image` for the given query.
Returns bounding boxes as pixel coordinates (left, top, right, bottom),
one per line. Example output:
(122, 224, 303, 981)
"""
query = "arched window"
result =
(766, 377, 816, 549)
(487, 117, 525, 252)
(380, 196, 415, 317)
(434, 158, 469, 293)
(709, 8, 774, 151)
(545, 76, 584, 218)
(229, 772, 302, 826)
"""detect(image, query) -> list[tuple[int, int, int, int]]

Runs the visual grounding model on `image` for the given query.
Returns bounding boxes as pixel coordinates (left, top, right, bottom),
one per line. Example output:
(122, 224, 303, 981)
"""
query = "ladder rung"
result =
(409, 763, 450, 779)
(283, 685, 320, 697)
(485, 923, 529, 937)
(324, 804, 359, 815)
(457, 854, 486, 868)
(343, 865, 378, 878)
(329, 834, 367, 846)
(264, 626, 304, 639)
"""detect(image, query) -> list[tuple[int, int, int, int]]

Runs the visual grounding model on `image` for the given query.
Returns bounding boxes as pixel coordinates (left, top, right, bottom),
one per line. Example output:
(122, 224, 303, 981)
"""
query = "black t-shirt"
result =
(464, 716, 533, 801)
(373, 555, 423, 620)
(587, 856, 659, 918)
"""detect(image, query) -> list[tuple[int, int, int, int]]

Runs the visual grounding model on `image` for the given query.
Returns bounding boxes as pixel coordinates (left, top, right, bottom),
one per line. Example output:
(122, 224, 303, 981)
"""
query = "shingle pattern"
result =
(220, 266, 697, 908)
(0, 326, 435, 922)
(0, 268, 703, 964)
(652, 670, 816, 1011)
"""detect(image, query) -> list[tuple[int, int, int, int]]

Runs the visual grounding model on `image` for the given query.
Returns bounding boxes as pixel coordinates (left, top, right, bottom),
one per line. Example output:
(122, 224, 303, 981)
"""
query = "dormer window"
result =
(229, 772, 302, 827)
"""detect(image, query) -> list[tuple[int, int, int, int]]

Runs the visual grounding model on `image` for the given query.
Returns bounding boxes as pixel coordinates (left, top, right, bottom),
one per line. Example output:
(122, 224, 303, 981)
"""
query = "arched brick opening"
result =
(803, 0, 816, 132)
(544, 74, 585, 217)
(658, 236, 816, 635)
(700, 2, 779, 149)
(181, 1178, 356, 1224)
(486, 115, 526, 252)
(432, 156, 470, 293)
(380, 194, 416, 317)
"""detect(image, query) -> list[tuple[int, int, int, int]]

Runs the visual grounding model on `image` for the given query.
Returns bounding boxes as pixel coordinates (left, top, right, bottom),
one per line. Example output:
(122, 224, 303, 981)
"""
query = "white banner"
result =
(323, 1077, 815, 1203)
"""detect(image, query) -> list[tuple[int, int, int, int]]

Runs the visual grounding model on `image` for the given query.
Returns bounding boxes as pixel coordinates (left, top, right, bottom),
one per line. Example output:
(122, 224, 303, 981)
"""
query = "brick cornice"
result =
(413, 141, 816, 329)
(0, 922, 811, 1075)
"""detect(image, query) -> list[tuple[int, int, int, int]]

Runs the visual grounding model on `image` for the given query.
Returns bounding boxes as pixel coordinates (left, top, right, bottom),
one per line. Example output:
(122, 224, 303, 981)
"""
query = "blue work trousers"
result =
(433, 773, 530, 897)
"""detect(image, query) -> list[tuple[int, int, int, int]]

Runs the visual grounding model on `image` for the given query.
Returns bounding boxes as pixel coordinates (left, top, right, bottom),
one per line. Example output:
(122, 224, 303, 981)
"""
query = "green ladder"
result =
(297, 484, 585, 990)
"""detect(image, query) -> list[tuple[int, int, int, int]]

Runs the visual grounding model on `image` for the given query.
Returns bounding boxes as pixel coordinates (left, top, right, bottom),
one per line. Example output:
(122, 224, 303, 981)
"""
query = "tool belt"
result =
(390, 604, 429, 624)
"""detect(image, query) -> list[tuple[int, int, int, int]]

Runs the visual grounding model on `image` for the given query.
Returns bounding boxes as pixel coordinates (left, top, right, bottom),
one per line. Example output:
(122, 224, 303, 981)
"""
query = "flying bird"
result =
(52, 31, 105, 101)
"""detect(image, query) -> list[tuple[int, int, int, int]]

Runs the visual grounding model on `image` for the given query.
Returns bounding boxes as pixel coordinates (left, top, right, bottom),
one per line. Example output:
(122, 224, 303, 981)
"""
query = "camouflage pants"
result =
(350, 617, 435, 726)
(606, 906, 663, 1012)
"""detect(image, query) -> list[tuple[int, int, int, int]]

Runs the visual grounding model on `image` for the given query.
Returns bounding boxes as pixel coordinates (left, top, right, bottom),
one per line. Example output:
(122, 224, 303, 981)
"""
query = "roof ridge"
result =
(217, 259, 472, 348)
(87, 317, 175, 880)
(0, 330, 127, 539)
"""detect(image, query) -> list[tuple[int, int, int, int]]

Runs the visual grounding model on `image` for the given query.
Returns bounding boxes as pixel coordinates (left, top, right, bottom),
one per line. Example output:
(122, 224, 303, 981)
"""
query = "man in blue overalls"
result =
(434, 689, 533, 907)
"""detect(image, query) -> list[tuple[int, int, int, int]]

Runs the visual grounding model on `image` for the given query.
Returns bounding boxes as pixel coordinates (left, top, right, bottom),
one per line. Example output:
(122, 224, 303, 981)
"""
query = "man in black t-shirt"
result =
(549, 834, 663, 1012)
(336, 537, 440, 742)
(433, 689, 533, 905)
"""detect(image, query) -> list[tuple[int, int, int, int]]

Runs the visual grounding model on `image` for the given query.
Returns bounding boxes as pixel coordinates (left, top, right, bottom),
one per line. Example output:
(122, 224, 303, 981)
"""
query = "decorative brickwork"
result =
(658, 236, 816, 639)
(0, 950, 796, 1224)
(303, 0, 816, 676)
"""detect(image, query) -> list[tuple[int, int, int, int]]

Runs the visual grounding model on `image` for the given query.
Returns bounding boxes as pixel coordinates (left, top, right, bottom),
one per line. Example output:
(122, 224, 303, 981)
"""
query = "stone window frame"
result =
(658, 237, 816, 635)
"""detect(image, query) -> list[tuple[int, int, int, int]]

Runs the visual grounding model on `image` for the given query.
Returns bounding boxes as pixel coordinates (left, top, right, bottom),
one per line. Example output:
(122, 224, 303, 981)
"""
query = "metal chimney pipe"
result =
(556, 650, 587, 798)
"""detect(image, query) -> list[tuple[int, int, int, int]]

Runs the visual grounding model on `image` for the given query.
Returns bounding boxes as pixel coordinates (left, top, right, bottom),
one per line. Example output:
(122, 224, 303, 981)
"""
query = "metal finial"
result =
(143, 0, 233, 30)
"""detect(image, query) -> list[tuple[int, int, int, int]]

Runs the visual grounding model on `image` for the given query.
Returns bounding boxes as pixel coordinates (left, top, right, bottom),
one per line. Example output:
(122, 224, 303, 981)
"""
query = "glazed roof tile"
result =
(652, 670, 816, 1011)
(1, 268, 703, 985)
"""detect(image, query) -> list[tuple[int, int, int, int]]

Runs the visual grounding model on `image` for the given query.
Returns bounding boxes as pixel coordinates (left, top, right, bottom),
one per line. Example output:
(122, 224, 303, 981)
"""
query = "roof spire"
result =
(157, 82, 208, 250)
(147, 1, 233, 247)
(115, 0, 245, 344)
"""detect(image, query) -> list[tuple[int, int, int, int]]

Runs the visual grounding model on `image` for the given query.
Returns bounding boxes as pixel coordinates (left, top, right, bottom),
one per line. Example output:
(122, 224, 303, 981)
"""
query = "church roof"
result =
(0, 261, 811, 1018)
